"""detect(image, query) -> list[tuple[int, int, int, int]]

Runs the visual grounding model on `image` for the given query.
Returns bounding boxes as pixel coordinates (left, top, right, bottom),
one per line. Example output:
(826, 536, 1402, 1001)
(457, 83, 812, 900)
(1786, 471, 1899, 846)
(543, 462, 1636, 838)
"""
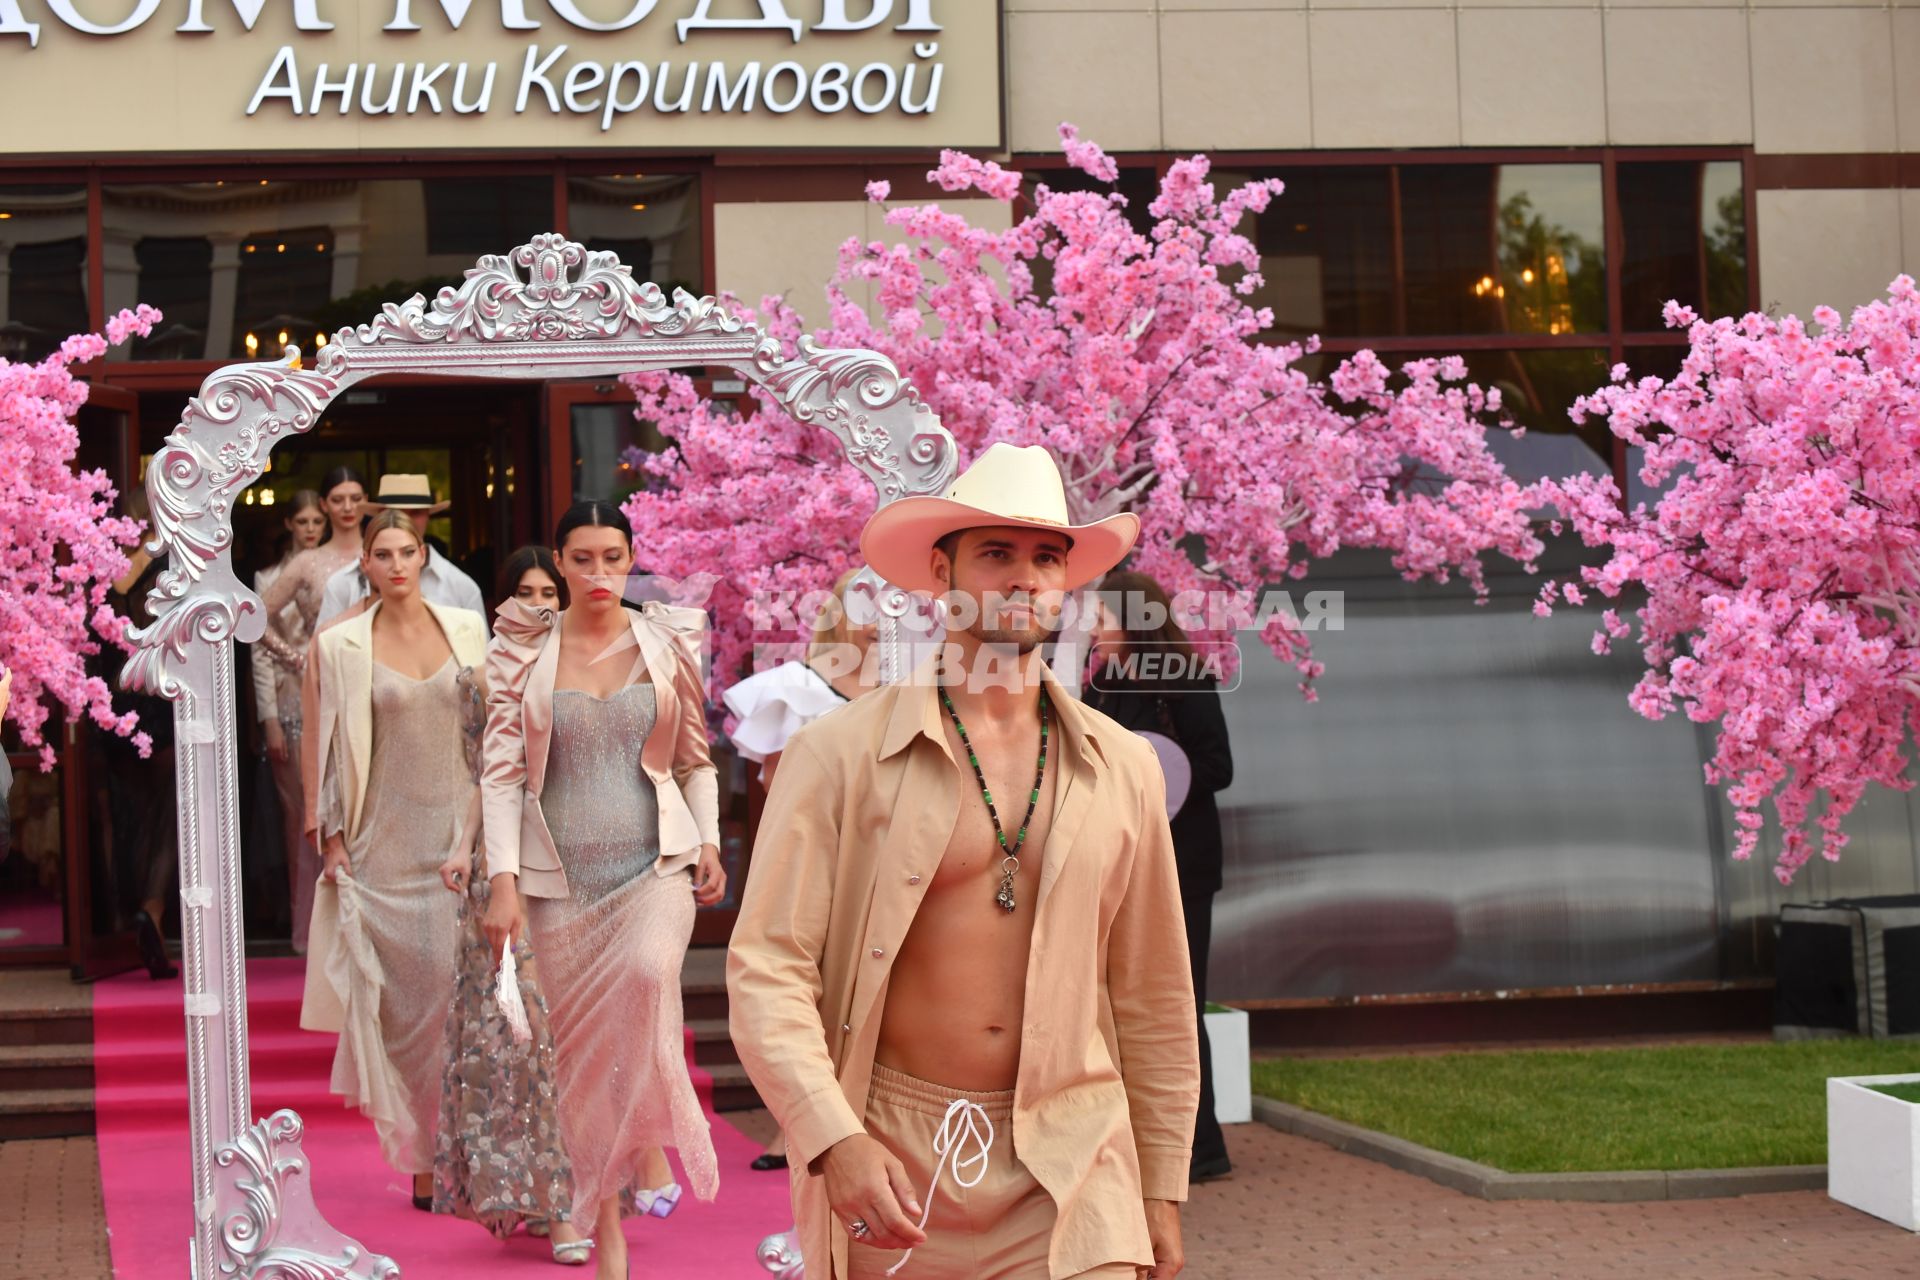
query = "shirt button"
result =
(872, 947, 885, 958)
(907, 875, 921, 885)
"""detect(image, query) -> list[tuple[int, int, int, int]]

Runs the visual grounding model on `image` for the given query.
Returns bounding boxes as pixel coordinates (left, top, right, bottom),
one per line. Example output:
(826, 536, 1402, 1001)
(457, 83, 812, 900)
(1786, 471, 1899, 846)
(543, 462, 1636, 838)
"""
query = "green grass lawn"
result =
(1252, 1041, 1920, 1173)
(1869, 1080, 1920, 1105)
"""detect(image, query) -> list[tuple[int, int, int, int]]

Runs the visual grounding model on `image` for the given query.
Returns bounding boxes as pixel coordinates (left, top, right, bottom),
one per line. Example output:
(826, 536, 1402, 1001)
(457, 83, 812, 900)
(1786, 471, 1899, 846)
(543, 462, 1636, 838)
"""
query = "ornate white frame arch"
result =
(120, 235, 955, 1280)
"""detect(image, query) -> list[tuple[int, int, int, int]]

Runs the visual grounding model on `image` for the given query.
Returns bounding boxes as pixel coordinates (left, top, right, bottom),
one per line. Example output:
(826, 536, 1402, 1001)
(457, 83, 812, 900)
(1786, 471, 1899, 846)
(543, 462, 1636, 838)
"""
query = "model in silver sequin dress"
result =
(526, 681, 719, 1226)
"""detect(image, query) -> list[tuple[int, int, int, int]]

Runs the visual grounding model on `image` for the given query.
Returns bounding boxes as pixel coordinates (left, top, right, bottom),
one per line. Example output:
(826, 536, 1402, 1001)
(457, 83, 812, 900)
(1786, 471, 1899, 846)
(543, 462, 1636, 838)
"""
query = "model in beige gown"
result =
(302, 513, 488, 1197)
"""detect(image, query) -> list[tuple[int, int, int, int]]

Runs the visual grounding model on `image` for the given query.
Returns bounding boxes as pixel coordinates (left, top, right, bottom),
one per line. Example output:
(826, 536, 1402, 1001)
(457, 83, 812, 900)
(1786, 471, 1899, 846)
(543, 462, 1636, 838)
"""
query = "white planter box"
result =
(1829, 1074, 1920, 1230)
(1205, 1006, 1251, 1125)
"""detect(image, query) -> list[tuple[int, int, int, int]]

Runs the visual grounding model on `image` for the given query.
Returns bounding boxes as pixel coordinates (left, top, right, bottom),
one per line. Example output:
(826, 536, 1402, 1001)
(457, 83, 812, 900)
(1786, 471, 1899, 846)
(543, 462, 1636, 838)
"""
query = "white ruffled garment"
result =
(722, 662, 849, 770)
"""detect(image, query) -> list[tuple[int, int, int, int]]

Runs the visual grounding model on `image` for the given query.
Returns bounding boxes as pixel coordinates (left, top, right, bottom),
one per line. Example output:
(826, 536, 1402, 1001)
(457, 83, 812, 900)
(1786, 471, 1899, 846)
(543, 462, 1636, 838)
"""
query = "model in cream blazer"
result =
(310, 598, 491, 848)
(481, 596, 720, 899)
(301, 597, 489, 1034)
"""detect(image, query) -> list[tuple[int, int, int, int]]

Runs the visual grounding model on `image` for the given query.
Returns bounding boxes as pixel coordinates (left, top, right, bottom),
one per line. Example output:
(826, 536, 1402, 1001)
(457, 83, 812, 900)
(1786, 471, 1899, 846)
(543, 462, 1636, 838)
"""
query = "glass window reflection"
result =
(1233, 163, 1604, 340)
(102, 178, 557, 361)
(1492, 165, 1606, 337)
(1238, 165, 1395, 340)
(1619, 161, 1747, 330)
(0, 185, 88, 363)
(567, 173, 705, 298)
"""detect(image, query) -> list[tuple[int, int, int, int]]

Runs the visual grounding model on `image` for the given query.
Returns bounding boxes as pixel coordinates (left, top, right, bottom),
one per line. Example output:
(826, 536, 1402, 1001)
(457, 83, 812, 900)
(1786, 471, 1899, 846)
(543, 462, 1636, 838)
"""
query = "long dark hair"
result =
(317, 465, 366, 546)
(1098, 570, 1198, 681)
(553, 500, 632, 553)
(499, 544, 567, 609)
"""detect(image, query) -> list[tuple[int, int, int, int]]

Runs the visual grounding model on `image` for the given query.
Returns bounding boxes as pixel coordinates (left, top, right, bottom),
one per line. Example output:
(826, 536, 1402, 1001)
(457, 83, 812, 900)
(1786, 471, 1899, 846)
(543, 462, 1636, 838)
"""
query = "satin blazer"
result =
(481, 596, 720, 899)
(311, 598, 489, 847)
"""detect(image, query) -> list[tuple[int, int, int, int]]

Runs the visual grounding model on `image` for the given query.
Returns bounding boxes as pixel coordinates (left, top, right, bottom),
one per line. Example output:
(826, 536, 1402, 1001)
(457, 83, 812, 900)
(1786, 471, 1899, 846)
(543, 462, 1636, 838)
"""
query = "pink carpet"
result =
(0, 885, 64, 946)
(94, 957, 794, 1278)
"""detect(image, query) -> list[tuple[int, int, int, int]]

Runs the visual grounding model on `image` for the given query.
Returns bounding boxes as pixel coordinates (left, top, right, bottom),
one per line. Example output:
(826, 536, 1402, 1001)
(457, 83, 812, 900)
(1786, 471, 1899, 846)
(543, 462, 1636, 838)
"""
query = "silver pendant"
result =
(997, 860, 1018, 913)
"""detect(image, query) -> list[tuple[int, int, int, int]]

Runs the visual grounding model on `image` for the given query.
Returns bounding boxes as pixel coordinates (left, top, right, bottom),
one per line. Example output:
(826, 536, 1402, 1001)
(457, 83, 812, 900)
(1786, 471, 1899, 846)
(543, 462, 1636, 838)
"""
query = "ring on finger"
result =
(847, 1217, 872, 1240)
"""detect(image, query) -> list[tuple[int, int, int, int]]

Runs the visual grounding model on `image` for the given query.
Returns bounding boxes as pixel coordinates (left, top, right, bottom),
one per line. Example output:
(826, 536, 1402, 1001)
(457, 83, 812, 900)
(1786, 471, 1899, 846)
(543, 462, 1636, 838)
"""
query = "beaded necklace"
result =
(938, 671, 1050, 913)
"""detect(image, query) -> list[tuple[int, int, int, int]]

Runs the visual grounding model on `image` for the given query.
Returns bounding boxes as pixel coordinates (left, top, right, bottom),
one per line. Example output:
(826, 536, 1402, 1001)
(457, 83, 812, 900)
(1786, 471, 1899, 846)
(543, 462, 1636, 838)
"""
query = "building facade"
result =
(3, 1, 1916, 1011)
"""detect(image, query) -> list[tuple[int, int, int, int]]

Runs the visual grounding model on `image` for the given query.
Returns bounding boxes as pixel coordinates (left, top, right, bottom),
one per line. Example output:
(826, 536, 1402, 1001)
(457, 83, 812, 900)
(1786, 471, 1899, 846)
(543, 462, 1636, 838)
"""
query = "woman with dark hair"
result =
(482, 502, 724, 1280)
(1085, 569, 1236, 1184)
(252, 489, 327, 952)
(434, 545, 586, 1261)
(104, 482, 178, 979)
(262, 466, 367, 628)
(301, 510, 490, 1206)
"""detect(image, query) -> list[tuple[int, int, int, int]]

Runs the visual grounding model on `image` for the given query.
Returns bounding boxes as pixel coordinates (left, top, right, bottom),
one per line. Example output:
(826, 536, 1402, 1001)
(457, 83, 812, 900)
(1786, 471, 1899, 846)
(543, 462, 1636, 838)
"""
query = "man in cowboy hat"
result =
(729, 443, 1198, 1279)
(314, 473, 484, 625)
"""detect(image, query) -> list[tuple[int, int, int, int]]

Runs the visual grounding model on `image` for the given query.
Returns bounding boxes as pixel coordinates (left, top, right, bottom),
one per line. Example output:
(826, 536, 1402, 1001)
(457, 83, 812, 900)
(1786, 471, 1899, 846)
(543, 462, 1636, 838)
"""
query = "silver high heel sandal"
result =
(550, 1237, 593, 1267)
(634, 1182, 682, 1219)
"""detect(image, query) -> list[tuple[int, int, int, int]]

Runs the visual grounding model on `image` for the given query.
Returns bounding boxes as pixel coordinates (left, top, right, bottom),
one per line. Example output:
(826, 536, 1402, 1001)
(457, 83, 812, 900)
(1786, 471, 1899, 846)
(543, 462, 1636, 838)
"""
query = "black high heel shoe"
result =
(134, 910, 177, 980)
(750, 1153, 788, 1172)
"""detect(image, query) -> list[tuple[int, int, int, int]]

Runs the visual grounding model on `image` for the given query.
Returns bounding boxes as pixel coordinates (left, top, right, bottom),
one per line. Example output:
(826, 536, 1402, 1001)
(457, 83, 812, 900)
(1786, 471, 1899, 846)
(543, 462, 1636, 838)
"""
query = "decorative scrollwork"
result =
(118, 233, 959, 1279)
(123, 354, 335, 699)
(756, 337, 920, 420)
(753, 338, 956, 501)
(349, 233, 746, 346)
(122, 593, 251, 700)
(213, 1110, 398, 1280)
(756, 1229, 804, 1279)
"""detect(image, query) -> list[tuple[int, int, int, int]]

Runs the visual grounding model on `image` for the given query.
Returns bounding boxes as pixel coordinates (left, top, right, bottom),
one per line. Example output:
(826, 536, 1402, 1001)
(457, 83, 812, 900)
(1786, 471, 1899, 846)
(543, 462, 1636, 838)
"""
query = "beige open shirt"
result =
(727, 660, 1200, 1279)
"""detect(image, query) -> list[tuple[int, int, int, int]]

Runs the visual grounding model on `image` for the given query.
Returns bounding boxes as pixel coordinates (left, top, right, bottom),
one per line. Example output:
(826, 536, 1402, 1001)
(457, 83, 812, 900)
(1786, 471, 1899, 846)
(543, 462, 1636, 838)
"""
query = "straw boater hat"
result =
(362, 473, 450, 517)
(860, 443, 1139, 596)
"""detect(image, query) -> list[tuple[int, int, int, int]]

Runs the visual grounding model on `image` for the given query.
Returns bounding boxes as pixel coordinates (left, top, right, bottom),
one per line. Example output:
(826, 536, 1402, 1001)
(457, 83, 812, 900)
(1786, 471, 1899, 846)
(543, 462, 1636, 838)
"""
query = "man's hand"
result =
(818, 1133, 927, 1251)
(1142, 1199, 1184, 1278)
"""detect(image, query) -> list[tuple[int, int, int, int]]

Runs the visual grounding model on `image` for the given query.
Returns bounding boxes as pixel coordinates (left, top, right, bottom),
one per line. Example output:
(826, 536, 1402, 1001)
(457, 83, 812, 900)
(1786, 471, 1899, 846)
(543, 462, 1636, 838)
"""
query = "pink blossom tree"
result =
(0, 307, 160, 768)
(622, 128, 1544, 698)
(1534, 284, 1920, 883)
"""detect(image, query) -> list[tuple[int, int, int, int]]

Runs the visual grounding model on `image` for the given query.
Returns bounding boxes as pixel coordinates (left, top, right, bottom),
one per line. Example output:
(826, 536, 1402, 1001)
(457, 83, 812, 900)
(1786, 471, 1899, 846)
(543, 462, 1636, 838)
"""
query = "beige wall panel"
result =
(1161, 11, 1311, 150)
(1902, 192, 1920, 287)
(715, 201, 870, 329)
(1160, 0, 1305, 10)
(1751, 9, 1897, 153)
(1005, 0, 1155, 9)
(1458, 10, 1605, 146)
(1603, 9, 1752, 144)
(1309, 10, 1460, 148)
(1007, 11, 1162, 153)
(1755, 189, 1903, 322)
(1900, 10, 1920, 152)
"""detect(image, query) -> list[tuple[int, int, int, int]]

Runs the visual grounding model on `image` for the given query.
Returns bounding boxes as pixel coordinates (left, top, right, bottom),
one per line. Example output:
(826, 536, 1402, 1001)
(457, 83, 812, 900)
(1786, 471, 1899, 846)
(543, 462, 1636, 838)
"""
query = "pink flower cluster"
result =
(0, 307, 159, 769)
(622, 128, 1542, 703)
(1535, 282, 1920, 882)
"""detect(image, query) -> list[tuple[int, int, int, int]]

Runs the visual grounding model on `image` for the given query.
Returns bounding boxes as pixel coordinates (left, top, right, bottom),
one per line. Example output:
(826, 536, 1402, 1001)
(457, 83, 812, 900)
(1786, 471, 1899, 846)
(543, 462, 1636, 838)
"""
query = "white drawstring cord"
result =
(883, 1099, 995, 1277)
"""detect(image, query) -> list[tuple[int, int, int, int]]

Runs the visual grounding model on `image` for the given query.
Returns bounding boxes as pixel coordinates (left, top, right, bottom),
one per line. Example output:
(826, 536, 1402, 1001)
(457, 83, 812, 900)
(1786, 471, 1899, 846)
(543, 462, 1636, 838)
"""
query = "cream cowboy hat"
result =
(860, 443, 1139, 595)
(362, 473, 450, 517)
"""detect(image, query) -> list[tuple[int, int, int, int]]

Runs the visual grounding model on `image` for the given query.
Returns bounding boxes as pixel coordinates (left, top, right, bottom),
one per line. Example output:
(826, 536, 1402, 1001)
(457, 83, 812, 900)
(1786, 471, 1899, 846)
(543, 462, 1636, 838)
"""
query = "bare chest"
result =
(370, 620, 453, 681)
(553, 628, 648, 698)
(931, 719, 1061, 912)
